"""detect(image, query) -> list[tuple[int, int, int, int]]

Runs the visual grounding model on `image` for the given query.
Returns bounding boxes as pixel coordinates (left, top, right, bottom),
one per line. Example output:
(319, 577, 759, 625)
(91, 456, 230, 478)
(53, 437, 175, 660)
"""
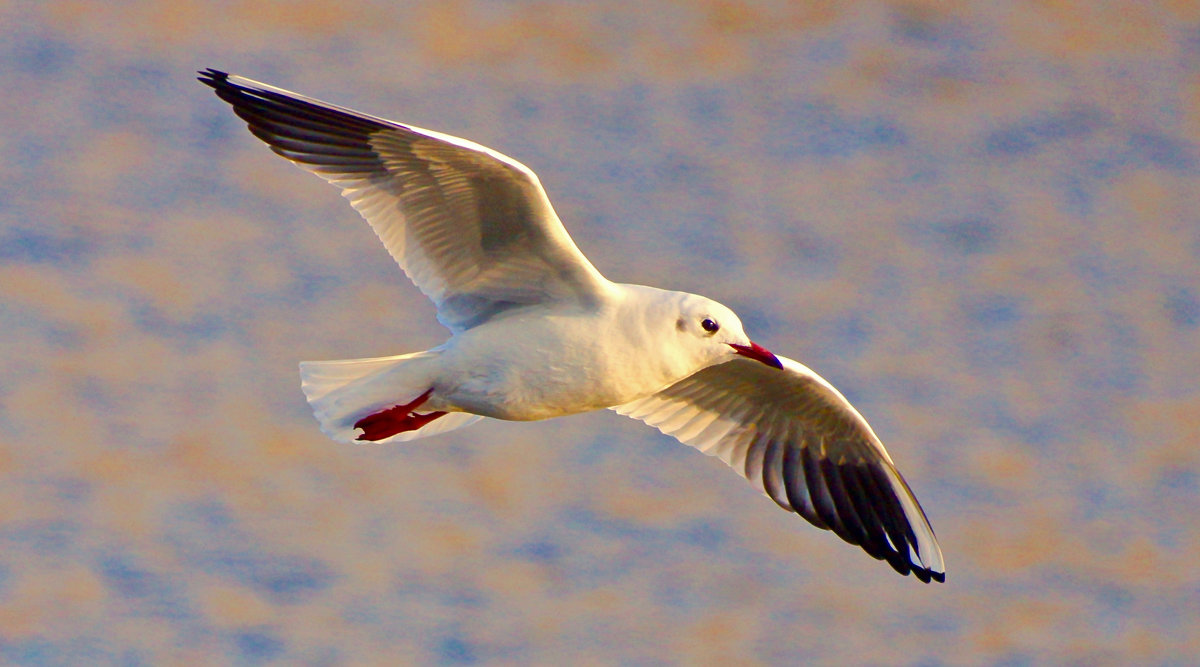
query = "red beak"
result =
(729, 342, 783, 369)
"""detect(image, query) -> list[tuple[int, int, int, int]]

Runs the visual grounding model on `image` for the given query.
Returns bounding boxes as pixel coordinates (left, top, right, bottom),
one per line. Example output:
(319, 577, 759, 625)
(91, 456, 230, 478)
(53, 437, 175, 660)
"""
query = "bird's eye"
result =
(700, 318, 719, 334)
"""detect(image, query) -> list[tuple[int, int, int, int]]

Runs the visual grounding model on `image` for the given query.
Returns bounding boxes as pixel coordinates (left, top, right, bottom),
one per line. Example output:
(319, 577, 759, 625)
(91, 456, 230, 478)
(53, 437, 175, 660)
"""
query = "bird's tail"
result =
(299, 350, 482, 444)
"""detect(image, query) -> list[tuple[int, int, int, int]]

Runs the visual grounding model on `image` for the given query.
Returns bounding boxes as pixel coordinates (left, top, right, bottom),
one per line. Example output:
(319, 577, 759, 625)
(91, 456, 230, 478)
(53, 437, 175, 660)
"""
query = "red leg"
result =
(354, 388, 447, 442)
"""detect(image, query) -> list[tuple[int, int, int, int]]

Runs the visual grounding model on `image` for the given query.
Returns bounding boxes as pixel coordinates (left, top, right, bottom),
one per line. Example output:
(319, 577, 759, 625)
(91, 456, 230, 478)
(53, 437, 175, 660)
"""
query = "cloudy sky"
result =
(2, 1, 1198, 664)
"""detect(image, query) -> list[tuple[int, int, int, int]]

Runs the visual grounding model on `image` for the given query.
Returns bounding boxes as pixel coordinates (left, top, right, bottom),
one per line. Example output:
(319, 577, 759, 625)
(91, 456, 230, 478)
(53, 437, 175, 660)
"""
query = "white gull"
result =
(199, 69, 945, 583)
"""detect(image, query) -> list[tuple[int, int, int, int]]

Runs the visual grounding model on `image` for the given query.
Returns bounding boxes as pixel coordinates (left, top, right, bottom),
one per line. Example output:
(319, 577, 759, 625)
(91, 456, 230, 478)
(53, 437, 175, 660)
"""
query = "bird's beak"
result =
(729, 342, 783, 369)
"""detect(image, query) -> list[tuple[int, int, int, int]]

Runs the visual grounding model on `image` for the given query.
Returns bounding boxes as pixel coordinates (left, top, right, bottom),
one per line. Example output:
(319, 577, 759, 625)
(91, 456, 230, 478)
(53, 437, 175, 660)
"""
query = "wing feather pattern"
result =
(614, 356, 945, 582)
(198, 69, 610, 332)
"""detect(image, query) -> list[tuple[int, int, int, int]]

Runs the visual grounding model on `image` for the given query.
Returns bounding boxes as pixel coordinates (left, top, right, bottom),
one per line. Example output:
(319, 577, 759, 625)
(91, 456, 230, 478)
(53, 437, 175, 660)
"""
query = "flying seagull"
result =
(198, 69, 945, 583)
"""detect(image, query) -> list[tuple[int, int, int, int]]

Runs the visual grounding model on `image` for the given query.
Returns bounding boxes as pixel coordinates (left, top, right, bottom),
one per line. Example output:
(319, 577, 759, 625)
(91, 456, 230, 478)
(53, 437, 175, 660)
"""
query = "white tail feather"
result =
(299, 350, 483, 444)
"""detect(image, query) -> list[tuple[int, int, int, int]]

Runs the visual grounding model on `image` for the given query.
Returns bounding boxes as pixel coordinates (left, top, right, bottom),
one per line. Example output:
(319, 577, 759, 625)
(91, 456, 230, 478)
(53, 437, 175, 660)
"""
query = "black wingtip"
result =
(911, 565, 945, 584)
(197, 68, 229, 88)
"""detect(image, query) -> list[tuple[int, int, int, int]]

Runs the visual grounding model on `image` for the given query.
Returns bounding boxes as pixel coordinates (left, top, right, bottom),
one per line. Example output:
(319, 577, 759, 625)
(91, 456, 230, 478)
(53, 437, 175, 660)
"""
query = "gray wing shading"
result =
(198, 69, 610, 332)
(613, 355, 945, 583)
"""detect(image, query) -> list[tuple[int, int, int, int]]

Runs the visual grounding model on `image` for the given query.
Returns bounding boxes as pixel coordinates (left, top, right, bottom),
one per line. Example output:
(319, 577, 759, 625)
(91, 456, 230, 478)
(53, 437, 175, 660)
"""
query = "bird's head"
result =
(673, 294, 783, 371)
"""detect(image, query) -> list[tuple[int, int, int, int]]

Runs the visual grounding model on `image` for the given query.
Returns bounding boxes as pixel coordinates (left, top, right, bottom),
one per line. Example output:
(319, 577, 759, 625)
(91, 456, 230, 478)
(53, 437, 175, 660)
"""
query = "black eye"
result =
(700, 318, 719, 334)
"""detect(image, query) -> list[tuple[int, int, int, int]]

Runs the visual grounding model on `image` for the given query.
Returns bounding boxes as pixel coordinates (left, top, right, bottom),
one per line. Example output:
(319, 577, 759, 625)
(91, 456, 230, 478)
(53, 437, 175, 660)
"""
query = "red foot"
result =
(354, 388, 447, 442)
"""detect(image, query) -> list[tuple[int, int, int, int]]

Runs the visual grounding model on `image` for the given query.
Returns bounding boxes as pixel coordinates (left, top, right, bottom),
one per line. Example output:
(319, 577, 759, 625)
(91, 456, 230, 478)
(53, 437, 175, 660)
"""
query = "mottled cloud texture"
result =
(1, 1, 1198, 663)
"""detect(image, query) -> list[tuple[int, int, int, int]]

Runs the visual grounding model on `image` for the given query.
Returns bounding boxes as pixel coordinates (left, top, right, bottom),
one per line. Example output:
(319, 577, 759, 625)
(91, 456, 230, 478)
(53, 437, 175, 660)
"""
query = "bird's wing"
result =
(613, 355, 945, 582)
(199, 69, 611, 332)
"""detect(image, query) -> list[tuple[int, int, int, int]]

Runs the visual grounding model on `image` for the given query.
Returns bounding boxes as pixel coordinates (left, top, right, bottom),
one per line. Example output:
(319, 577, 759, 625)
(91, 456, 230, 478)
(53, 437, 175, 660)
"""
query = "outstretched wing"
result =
(199, 69, 611, 332)
(614, 355, 945, 582)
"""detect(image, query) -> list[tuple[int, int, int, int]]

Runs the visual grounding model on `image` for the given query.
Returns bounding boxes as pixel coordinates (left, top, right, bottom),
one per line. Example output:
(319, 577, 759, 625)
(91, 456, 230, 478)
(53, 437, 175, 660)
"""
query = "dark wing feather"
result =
(614, 355, 945, 583)
(199, 69, 610, 332)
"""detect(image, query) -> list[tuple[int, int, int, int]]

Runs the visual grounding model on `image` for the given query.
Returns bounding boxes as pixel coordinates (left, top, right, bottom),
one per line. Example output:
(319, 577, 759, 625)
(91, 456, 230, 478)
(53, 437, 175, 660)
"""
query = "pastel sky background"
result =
(2, 1, 1199, 664)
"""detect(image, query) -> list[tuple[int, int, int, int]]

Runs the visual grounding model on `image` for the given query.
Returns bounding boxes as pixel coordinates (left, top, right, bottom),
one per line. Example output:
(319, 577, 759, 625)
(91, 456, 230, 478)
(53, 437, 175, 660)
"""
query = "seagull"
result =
(199, 69, 945, 583)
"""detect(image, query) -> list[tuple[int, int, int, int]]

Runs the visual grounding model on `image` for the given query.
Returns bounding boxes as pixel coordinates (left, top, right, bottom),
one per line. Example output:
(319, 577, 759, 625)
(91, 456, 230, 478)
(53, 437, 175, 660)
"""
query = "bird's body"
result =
(200, 69, 946, 583)
(433, 285, 713, 420)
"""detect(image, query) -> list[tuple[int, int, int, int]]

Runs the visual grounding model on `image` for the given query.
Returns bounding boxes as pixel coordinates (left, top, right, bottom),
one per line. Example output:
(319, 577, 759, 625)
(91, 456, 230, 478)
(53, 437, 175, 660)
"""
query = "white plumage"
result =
(200, 69, 945, 582)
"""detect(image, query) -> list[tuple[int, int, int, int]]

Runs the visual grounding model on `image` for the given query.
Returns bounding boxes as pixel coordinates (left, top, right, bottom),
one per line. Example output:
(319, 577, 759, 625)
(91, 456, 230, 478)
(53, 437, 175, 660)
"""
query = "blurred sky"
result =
(2, 0, 1199, 664)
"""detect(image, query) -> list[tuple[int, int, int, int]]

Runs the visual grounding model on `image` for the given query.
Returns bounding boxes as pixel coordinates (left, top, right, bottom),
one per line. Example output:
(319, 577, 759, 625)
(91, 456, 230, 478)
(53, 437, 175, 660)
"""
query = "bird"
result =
(198, 68, 945, 583)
